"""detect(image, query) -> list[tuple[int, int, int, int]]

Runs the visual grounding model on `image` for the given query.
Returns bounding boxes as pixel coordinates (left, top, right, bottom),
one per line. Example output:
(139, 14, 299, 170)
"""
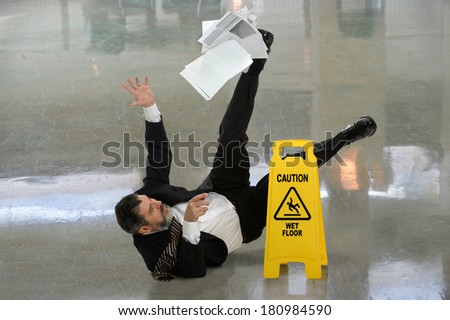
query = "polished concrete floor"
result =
(1, 0, 450, 300)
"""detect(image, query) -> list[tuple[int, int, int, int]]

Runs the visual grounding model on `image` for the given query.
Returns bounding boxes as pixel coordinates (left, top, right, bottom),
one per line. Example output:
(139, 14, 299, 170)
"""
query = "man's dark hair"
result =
(115, 193, 146, 235)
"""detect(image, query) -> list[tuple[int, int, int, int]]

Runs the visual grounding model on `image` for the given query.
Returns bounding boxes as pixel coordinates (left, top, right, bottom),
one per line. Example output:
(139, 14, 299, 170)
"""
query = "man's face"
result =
(136, 195, 171, 234)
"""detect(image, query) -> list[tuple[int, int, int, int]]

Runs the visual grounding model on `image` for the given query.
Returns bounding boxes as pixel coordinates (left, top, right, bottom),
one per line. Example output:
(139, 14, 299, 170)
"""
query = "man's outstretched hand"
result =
(122, 76, 155, 107)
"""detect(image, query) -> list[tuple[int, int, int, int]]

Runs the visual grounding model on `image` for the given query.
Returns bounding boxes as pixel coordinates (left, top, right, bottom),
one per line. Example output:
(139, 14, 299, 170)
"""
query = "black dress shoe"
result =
(341, 115, 377, 143)
(258, 29, 274, 54)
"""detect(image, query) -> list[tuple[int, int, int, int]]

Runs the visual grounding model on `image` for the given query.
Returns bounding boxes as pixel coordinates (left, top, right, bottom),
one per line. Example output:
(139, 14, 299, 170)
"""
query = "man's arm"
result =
(135, 230, 228, 278)
(122, 76, 171, 187)
(174, 193, 229, 278)
(175, 233, 228, 278)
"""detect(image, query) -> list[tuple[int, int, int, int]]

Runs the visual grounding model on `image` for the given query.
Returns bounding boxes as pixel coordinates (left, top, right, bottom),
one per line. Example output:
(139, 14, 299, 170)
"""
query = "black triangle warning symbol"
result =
(274, 187, 311, 221)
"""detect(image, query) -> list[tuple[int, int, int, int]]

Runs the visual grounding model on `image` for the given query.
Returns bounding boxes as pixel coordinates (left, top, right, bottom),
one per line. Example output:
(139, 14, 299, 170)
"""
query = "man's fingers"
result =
(122, 76, 152, 107)
(184, 194, 209, 222)
(127, 78, 137, 90)
(195, 204, 208, 216)
(135, 76, 141, 87)
(123, 76, 149, 91)
(189, 200, 209, 208)
(190, 196, 209, 207)
(197, 208, 207, 217)
(121, 83, 133, 94)
(191, 193, 208, 201)
(188, 193, 209, 215)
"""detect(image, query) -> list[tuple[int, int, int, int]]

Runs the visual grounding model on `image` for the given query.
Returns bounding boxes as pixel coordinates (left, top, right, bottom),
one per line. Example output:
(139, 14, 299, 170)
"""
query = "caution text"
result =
(277, 174, 309, 183)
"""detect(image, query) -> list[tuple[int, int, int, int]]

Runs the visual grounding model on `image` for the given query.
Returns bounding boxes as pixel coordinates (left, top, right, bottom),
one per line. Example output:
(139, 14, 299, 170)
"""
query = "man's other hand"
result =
(122, 76, 155, 107)
(184, 193, 209, 222)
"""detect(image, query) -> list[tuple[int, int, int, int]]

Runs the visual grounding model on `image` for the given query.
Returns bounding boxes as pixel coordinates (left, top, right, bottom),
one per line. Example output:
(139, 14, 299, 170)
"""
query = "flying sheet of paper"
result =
(180, 7, 266, 100)
(199, 9, 268, 59)
(180, 39, 252, 101)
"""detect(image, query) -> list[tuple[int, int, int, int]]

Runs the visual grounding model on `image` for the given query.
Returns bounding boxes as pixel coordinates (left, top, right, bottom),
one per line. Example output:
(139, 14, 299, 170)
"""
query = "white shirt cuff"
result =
(143, 103, 162, 122)
(182, 220, 201, 245)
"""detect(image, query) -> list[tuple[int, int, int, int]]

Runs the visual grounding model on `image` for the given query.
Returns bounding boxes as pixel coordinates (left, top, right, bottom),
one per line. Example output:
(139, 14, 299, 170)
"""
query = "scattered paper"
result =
(180, 39, 252, 101)
(180, 7, 267, 100)
(199, 8, 268, 59)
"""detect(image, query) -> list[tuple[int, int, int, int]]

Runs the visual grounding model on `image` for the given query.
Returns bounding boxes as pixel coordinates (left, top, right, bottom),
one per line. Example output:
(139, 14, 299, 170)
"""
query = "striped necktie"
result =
(152, 217, 182, 281)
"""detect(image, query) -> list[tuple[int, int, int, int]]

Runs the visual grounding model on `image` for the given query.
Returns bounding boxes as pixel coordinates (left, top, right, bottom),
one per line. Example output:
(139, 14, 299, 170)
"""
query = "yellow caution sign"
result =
(264, 140, 327, 279)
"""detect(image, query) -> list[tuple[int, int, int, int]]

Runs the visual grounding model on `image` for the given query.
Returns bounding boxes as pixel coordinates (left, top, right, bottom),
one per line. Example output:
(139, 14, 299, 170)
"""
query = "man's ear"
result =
(138, 225, 153, 235)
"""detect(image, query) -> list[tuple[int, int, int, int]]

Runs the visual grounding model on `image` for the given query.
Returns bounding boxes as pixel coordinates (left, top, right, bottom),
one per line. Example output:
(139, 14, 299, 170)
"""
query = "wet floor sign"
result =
(264, 140, 327, 279)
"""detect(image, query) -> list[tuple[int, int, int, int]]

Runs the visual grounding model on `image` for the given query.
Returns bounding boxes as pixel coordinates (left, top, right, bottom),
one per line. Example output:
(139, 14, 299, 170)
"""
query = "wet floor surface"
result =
(1, 0, 450, 299)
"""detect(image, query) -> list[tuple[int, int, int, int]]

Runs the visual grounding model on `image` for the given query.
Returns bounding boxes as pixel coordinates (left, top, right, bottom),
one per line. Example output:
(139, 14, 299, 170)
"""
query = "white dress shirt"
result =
(143, 104, 243, 253)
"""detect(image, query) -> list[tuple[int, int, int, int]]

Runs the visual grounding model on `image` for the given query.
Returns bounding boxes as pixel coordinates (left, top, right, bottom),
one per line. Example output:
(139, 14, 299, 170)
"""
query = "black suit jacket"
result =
(133, 119, 228, 278)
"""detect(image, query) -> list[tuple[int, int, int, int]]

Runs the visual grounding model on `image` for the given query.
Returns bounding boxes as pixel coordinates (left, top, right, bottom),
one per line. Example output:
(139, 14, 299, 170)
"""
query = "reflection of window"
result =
(336, 0, 383, 38)
(369, 146, 441, 202)
(339, 148, 360, 191)
(385, 0, 441, 37)
(369, 259, 444, 299)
